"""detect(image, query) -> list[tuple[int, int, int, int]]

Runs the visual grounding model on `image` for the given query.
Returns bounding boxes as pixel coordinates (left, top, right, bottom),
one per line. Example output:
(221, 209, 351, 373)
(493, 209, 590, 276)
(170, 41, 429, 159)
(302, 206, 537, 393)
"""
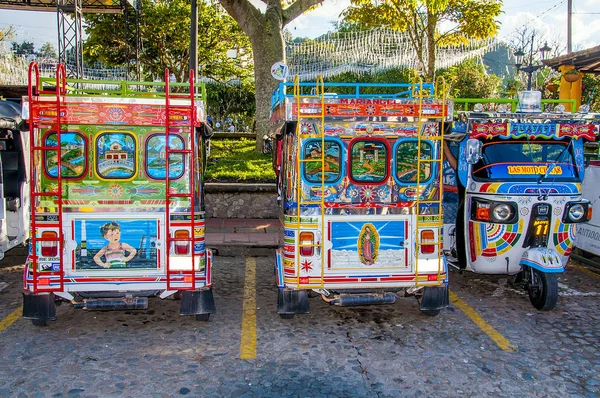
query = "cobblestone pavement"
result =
(0, 254, 599, 398)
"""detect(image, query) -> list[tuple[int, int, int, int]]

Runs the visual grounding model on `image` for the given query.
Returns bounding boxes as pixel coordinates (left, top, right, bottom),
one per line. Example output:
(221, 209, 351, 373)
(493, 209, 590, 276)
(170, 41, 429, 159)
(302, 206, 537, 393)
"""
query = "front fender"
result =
(519, 247, 565, 273)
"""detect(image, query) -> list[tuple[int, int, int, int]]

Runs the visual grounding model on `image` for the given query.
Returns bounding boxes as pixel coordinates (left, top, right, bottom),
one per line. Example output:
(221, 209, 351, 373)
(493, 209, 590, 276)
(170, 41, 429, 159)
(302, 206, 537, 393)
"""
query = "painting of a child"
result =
(93, 222, 137, 268)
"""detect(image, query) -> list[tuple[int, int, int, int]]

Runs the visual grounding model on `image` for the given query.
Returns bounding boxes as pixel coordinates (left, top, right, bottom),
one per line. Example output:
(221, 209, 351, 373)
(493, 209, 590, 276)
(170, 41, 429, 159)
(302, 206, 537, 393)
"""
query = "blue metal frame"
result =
(300, 137, 345, 186)
(391, 138, 437, 186)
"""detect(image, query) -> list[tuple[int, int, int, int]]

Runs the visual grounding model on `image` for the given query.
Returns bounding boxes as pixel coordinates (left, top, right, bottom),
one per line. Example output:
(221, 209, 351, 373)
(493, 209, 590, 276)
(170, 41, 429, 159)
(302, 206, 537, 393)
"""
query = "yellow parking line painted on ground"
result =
(240, 257, 257, 360)
(0, 307, 22, 333)
(569, 263, 600, 279)
(449, 290, 516, 352)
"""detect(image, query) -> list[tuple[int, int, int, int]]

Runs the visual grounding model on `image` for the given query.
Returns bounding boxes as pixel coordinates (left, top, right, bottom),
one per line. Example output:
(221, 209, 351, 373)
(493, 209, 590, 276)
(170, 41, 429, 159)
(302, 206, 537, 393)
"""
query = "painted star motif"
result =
(301, 259, 313, 272)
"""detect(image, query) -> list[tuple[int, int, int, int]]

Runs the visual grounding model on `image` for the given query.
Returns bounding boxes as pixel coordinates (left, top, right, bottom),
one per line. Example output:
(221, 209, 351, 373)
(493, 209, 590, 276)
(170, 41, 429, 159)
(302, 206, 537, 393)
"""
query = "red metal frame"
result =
(347, 137, 391, 186)
(28, 62, 67, 293)
(165, 69, 198, 291)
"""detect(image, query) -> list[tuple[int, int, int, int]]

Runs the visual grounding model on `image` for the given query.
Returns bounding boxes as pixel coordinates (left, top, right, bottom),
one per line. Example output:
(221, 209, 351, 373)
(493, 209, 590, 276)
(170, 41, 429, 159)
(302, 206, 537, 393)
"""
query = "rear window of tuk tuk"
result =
(301, 139, 343, 185)
(393, 139, 435, 185)
(349, 138, 390, 185)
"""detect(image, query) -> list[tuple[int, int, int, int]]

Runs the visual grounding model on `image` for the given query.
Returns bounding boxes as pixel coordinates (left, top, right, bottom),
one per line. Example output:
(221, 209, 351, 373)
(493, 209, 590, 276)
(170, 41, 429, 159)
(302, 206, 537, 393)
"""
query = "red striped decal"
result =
(468, 221, 477, 262)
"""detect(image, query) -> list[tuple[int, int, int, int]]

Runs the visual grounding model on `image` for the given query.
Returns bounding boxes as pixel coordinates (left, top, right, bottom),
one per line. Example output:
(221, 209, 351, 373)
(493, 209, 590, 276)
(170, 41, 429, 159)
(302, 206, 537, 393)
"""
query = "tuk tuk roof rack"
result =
(270, 80, 453, 123)
(453, 111, 600, 141)
(35, 76, 207, 101)
(271, 81, 436, 110)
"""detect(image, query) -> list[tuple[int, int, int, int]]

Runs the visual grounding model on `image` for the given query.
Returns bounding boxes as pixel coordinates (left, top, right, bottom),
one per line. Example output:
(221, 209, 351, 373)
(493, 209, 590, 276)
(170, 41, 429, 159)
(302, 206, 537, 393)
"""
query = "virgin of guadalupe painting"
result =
(357, 223, 379, 265)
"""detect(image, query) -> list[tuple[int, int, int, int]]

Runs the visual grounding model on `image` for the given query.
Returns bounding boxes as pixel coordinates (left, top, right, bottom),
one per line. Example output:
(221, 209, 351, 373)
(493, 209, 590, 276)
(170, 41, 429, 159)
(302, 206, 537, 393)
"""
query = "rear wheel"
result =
(195, 314, 210, 322)
(31, 319, 48, 327)
(528, 270, 558, 311)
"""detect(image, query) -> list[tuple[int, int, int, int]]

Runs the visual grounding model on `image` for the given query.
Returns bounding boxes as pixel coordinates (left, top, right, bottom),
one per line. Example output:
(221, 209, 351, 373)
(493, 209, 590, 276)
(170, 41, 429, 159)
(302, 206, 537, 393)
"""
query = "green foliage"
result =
(83, 0, 252, 83)
(206, 138, 275, 182)
(439, 59, 502, 99)
(582, 74, 600, 112)
(37, 42, 57, 59)
(206, 81, 255, 131)
(324, 67, 416, 95)
(11, 41, 34, 56)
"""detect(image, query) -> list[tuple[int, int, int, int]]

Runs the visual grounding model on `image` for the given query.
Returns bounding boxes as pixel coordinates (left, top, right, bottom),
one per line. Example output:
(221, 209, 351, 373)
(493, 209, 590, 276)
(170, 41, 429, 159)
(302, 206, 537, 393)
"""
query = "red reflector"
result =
(184, 276, 193, 283)
(174, 230, 190, 255)
(299, 232, 314, 257)
(39, 278, 50, 285)
(420, 230, 435, 254)
(427, 274, 438, 281)
(41, 231, 58, 257)
(299, 277, 309, 284)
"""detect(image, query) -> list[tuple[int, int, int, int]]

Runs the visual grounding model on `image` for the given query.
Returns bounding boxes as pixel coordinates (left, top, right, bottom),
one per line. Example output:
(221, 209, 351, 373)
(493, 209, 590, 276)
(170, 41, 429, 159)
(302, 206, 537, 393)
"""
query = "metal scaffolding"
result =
(0, 0, 137, 79)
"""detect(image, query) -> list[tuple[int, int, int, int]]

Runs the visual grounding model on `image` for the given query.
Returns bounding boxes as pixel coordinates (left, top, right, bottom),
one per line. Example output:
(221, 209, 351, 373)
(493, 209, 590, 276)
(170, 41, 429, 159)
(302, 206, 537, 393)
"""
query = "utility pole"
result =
(567, 0, 572, 54)
(190, 0, 198, 81)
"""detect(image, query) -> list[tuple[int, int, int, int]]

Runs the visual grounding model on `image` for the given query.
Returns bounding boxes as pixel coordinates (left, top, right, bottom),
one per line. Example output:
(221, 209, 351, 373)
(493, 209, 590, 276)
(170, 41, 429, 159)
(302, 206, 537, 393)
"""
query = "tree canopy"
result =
(83, 0, 252, 83)
(0, 26, 15, 44)
(342, 0, 503, 80)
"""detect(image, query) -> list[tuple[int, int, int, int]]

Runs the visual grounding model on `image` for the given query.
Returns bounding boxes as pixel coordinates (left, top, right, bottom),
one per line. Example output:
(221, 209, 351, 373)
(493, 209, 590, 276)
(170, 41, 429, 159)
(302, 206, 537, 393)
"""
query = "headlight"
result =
(568, 204, 585, 222)
(493, 204, 513, 222)
(471, 199, 518, 224)
(563, 201, 591, 223)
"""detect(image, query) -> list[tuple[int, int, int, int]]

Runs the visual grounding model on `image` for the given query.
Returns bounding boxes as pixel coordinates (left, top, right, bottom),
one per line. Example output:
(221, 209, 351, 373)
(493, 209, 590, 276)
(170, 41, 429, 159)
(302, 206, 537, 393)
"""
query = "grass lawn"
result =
(205, 138, 276, 183)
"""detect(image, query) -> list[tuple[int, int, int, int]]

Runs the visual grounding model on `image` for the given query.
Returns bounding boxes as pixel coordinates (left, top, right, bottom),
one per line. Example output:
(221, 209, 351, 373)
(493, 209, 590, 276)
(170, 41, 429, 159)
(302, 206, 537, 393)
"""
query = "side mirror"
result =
(465, 139, 482, 164)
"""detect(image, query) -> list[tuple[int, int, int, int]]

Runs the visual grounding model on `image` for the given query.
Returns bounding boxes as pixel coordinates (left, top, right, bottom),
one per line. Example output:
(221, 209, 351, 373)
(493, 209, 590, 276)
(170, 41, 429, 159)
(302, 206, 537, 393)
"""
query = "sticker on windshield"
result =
(507, 165, 562, 175)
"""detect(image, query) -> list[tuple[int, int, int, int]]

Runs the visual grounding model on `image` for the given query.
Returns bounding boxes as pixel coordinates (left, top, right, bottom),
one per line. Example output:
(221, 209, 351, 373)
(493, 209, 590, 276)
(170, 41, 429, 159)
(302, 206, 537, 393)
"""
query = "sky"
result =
(0, 0, 598, 55)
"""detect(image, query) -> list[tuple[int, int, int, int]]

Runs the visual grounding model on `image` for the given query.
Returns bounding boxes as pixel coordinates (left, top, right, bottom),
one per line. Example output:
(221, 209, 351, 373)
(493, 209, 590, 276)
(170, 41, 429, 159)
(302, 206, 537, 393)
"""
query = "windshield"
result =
(472, 139, 580, 182)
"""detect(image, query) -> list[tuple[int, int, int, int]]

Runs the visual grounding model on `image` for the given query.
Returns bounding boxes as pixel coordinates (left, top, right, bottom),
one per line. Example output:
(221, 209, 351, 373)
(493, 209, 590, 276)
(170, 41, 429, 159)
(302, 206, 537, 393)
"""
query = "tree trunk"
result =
(251, 6, 285, 152)
(219, 0, 323, 152)
(426, 10, 437, 82)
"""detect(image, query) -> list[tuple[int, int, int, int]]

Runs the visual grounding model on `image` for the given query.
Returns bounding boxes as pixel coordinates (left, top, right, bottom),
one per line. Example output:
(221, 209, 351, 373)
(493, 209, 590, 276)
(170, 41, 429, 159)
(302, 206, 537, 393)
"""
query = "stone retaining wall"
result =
(204, 183, 278, 219)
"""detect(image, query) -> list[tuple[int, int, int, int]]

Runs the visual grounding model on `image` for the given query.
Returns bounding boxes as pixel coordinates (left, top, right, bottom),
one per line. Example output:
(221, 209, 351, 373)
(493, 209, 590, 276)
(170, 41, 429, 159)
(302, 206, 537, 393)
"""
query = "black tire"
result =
(31, 319, 48, 327)
(455, 202, 467, 270)
(528, 270, 558, 311)
(420, 309, 441, 317)
(195, 314, 210, 322)
(279, 313, 295, 319)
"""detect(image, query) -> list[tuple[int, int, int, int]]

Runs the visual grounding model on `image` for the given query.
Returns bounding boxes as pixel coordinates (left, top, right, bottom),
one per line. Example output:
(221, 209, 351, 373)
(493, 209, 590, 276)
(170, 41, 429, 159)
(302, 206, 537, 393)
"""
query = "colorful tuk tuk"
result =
(444, 94, 599, 310)
(0, 100, 30, 261)
(269, 76, 452, 318)
(23, 63, 215, 325)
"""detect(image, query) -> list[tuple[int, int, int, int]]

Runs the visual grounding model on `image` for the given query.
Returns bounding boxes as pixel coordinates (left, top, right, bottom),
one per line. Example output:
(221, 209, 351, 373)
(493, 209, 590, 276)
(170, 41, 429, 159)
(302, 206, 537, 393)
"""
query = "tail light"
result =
(41, 231, 58, 257)
(174, 230, 190, 255)
(299, 232, 314, 256)
(420, 230, 435, 254)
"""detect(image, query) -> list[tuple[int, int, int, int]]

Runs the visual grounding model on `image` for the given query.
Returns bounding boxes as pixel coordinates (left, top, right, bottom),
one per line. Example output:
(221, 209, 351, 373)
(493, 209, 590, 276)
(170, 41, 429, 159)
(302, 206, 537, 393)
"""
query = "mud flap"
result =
(179, 288, 216, 316)
(22, 292, 57, 321)
(419, 285, 449, 311)
(277, 289, 310, 315)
